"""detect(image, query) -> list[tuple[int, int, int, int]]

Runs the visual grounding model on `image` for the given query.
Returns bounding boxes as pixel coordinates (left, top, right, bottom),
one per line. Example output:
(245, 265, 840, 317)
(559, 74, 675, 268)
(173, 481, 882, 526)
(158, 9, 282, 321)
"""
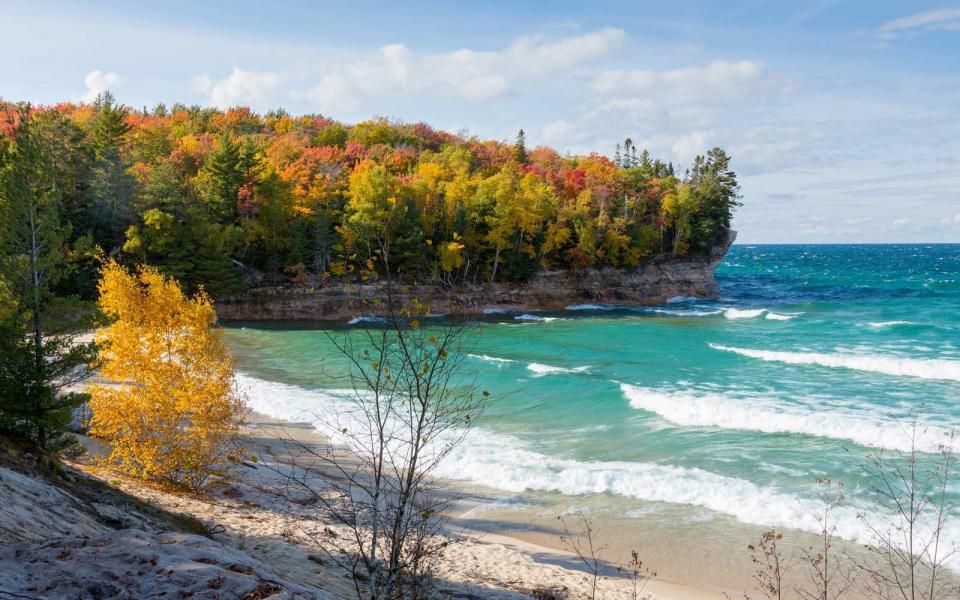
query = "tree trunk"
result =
(490, 246, 500, 282)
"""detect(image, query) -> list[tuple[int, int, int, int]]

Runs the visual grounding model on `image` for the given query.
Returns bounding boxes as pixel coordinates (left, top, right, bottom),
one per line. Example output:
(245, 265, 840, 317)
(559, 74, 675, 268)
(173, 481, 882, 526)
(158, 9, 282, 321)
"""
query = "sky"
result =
(2, 0, 959, 243)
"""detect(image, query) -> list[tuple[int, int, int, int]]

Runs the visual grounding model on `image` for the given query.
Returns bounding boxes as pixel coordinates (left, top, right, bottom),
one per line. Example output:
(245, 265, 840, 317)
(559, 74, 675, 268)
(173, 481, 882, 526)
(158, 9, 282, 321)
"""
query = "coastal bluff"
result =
(216, 230, 736, 321)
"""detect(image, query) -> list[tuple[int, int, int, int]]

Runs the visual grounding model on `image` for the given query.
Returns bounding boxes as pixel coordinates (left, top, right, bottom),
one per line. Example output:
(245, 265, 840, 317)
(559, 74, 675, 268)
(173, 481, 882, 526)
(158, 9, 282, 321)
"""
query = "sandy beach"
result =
(58, 408, 738, 600)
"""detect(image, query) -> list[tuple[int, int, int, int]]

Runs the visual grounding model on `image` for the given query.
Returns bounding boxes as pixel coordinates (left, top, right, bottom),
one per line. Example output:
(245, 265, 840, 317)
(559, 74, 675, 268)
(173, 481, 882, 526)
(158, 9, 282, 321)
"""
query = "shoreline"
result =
(241, 410, 746, 599)
(63, 339, 740, 597)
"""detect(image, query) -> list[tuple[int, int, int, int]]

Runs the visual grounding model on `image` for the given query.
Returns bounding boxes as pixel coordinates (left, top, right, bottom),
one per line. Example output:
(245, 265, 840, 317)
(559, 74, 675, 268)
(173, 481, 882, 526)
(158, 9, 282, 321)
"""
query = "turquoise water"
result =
(225, 244, 960, 550)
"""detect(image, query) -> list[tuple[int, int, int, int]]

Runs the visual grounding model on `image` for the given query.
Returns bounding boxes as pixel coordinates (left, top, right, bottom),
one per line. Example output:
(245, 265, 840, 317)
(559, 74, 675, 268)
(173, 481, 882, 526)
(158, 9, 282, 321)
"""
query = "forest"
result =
(0, 93, 740, 300)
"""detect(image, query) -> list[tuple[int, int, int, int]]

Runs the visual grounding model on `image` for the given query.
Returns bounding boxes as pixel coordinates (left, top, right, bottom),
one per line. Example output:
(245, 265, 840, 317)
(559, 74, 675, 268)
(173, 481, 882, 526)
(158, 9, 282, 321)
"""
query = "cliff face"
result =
(216, 230, 736, 322)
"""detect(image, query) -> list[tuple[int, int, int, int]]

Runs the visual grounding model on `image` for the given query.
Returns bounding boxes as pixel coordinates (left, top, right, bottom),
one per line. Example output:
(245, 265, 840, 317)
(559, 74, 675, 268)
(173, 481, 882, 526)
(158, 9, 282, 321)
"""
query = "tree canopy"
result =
(0, 98, 740, 296)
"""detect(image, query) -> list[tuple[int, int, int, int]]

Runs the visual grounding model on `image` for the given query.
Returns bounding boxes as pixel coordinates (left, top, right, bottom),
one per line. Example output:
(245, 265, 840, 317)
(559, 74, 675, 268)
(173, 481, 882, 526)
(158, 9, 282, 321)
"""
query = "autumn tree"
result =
(345, 159, 398, 269)
(88, 261, 244, 490)
(661, 183, 699, 255)
(1, 100, 741, 295)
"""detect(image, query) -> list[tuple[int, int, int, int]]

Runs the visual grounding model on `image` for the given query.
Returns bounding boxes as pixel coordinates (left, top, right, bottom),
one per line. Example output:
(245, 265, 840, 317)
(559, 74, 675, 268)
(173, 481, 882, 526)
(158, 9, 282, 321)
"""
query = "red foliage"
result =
(237, 182, 257, 218)
(411, 122, 459, 151)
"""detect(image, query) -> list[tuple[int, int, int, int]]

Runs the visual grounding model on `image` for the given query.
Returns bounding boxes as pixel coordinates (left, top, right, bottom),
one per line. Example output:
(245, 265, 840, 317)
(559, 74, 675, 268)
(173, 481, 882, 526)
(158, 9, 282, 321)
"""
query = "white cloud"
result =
(541, 59, 774, 164)
(190, 74, 213, 94)
(300, 27, 624, 112)
(892, 218, 911, 227)
(590, 60, 764, 101)
(873, 8, 960, 39)
(671, 130, 714, 162)
(81, 70, 122, 102)
(205, 67, 282, 109)
(193, 28, 622, 114)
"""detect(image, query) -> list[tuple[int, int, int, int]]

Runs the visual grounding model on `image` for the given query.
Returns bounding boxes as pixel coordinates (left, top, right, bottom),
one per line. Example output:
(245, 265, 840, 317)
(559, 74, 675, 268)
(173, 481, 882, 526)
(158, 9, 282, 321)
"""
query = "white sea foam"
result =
(514, 314, 559, 322)
(565, 304, 615, 311)
(620, 384, 953, 453)
(482, 307, 509, 314)
(238, 372, 960, 566)
(765, 312, 799, 321)
(347, 315, 387, 325)
(469, 354, 517, 365)
(527, 363, 591, 377)
(710, 343, 960, 382)
(666, 295, 699, 304)
(868, 321, 916, 328)
(648, 308, 724, 317)
(436, 424, 949, 553)
(723, 308, 767, 319)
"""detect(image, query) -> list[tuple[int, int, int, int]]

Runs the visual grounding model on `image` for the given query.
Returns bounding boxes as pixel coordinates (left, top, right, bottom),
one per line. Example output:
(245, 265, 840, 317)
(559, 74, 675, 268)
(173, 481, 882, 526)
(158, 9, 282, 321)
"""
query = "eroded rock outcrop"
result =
(216, 230, 736, 321)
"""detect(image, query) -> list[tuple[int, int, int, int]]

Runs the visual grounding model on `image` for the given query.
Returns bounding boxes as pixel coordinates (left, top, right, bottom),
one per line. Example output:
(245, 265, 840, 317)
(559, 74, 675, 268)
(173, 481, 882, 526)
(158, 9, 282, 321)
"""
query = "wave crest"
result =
(515, 314, 559, 322)
(527, 363, 590, 377)
(710, 344, 960, 382)
(565, 304, 616, 311)
(620, 383, 953, 453)
(236, 372, 960, 562)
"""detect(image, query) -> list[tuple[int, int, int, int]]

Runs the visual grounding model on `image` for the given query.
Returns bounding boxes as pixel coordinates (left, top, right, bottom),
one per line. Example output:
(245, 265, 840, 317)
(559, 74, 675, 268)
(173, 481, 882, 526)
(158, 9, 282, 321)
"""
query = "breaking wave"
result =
(710, 344, 960, 382)
(237, 372, 960, 566)
(527, 363, 591, 377)
(620, 383, 953, 453)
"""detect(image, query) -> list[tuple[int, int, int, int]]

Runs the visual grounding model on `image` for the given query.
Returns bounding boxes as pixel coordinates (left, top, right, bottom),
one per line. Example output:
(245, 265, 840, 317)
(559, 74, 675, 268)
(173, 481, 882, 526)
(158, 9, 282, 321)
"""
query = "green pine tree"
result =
(0, 107, 95, 452)
(90, 92, 135, 248)
(514, 129, 528, 164)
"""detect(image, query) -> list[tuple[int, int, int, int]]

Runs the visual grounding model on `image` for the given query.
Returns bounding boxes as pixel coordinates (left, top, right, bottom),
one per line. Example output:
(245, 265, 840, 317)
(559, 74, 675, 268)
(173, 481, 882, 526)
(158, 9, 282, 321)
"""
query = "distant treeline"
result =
(0, 94, 740, 298)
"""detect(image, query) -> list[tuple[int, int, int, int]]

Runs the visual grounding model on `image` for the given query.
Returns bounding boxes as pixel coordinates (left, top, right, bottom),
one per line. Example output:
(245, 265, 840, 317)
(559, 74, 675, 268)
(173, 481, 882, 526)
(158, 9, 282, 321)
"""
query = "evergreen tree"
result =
(123, 203, 242, 298)
(689, 147, 740, 250)
(204, 132, 246, 222)
(90, 92, 134, 248)
(0, 108, 95, 451)
(92, 92, 131, 159)
(514, 129, 528, 164)
(390, 200, 431, 281)
(639, 149, 652, 172)
(614, 143, 622, 168)
(623, 138, 637, 167)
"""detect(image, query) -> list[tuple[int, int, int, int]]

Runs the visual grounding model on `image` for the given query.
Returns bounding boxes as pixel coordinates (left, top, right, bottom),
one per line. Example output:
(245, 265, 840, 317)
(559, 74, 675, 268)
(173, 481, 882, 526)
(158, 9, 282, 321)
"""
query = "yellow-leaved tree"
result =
(88, 261, 244, 490)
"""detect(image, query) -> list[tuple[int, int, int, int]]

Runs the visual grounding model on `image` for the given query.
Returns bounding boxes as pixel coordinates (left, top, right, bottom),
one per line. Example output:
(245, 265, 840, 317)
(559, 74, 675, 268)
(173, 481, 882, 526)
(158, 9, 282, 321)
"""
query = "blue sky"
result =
(3, 1, 959, 243)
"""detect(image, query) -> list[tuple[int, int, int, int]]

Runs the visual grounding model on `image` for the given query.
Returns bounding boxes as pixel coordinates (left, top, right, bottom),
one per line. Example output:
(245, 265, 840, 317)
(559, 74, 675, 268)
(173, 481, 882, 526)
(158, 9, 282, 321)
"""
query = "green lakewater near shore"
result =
(225, 243, 960, 576)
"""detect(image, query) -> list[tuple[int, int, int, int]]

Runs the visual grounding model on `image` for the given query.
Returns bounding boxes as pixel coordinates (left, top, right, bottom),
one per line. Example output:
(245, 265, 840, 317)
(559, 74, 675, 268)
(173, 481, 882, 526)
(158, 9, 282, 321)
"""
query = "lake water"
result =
(224, 244, 960, 578)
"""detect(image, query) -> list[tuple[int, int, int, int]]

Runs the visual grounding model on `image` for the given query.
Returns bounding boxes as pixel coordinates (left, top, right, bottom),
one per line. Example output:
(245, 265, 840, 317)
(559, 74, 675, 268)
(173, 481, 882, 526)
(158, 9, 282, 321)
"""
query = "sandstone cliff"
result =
(216, 230, 736, 321)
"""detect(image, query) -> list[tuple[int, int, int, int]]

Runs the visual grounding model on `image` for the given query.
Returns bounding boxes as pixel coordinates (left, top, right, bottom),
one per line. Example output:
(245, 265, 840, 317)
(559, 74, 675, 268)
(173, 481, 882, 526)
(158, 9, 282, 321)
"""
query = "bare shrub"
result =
(858, 413, 959, 600)
(263, 296, 485, 599)
(797, 478, 855, 600)
(558, 512, 607, 600)
(619, 548, 656, 600)
(748, 530, 792, 600)
(558, 512, 654, 600)
(745, 409, 960, 600)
